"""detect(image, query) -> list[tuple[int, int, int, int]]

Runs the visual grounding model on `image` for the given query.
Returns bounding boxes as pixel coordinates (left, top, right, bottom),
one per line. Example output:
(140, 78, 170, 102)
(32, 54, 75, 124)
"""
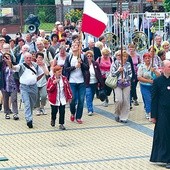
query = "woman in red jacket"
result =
(47, 65, 72, 130)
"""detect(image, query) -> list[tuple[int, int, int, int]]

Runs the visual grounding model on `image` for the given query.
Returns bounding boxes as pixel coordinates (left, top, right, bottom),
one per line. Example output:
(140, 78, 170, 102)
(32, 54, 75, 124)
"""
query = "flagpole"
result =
(117, 0, 124, 80)
(78, 31, 83, 60)
(152, 33, 155, 67)
(119, 0, 123, 67)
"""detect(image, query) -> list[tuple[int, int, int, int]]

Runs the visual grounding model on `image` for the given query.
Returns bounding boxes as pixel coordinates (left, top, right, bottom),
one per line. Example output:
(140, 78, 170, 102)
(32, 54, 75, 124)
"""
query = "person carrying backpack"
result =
(64, 41, 89, 124)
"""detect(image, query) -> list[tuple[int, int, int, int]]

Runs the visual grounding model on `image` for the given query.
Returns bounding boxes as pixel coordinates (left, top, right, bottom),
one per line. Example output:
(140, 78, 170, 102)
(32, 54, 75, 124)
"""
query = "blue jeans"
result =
(20, 84, 38, 123)
(86, 83, 97, 113)
(140, 84, 152, 114)
(70, 83, 86, 119)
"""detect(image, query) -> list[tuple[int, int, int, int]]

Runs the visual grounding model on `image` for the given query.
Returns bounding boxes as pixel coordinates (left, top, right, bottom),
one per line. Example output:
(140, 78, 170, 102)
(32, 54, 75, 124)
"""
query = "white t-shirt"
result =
(89, 63, 97, 84)
(49, 77, 66, 106)
(15, 64, 43, 85)
(69, 55, 84, 83)
(166, 51, 170, 60)
(37, 64, 48, 87)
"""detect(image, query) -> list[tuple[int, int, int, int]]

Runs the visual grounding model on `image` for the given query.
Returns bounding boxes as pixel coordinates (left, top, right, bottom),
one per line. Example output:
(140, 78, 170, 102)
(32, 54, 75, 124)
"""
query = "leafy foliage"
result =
(163, 0, 170, 12)
(37, 6, 56, 23)
(65, 9, 82, 23)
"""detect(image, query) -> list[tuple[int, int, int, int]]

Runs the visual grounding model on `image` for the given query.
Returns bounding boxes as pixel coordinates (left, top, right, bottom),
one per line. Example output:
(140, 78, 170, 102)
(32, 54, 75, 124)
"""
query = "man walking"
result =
(8, 52, 44, 128)
(150, 60, 170, 169)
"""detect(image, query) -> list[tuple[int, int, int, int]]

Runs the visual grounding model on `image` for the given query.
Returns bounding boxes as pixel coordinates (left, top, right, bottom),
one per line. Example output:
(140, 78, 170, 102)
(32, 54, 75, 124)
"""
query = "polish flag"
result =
(81, 0, 108, 38)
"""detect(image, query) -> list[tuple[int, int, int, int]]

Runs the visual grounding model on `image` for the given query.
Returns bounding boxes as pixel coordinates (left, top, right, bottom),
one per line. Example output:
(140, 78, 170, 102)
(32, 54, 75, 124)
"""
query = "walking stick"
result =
(19, 99, 22, 109)
(118, 0, 124, 79)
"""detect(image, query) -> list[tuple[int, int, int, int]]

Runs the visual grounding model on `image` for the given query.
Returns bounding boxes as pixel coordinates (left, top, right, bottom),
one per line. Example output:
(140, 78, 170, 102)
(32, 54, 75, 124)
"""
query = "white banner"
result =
(145, 12, 165, 19)
(55, 0, 72, 5)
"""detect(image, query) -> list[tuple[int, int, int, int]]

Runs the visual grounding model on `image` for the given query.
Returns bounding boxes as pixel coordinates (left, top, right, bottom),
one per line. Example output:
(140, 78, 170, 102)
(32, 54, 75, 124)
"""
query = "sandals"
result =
(13, 114, 19, 120)
(5, 114, 19, 120)
(5, 114, 10, 119)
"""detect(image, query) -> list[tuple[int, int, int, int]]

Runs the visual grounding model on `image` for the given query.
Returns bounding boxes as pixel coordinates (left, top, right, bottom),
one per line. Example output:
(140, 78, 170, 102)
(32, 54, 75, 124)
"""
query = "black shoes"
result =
(59, 124, 66, 130)
(13, 114, 19, 120)
(27, 121, 33, 128)
(115, 116, 120, 122)
(166, 164, 170, 169)
(119, 120, 127, 123)
(133, 100, 139, 106)
(115, 116, 127, 123)
(51, 120, 55, 127)
(0, 104, 2, 111)
(51, 120, 66, 130)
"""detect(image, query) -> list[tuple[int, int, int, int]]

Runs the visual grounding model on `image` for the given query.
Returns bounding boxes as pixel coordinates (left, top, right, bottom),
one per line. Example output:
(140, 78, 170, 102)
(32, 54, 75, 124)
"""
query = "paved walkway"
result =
(0, 92, 166, 170)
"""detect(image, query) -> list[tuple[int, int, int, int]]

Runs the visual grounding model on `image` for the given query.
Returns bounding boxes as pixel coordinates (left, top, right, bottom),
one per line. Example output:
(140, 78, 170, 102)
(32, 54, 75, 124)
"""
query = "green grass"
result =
(39, 23, 54, 32)
(24, 23, 54, 33)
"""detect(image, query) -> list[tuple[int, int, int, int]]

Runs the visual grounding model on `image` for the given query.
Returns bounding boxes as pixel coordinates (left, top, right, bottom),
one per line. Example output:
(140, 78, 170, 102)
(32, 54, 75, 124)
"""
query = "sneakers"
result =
(145, 113, 150, 119)
(103, 100, 108, 107)
(13, 114, 19, 120)
(59, 124, 66, 130)
(36, 108, 47, 116)
(88, 112, 93, 116)
(133, 100, 139, 106)
(40, 108, 47, 115)
(36, 109, 41, 116)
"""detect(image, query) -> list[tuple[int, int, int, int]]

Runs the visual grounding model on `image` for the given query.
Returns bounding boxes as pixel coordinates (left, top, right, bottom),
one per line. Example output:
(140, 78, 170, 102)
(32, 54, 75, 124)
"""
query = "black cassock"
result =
(150, 75, 170, 163)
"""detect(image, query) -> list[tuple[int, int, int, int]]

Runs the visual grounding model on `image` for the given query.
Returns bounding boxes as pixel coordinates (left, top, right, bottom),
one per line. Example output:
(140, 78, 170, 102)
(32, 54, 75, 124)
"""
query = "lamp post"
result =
(19, 0, 24, 32)
(60, 0, 64, 22)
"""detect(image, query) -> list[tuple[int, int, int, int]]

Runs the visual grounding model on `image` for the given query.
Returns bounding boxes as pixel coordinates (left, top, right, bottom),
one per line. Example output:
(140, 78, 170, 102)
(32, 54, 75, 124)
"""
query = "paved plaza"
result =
(0, 91, 167, 170)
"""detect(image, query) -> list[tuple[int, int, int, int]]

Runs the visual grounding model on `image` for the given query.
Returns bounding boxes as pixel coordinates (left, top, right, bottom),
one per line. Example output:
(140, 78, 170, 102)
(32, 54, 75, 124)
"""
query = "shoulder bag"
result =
(105, 73, 117, 89)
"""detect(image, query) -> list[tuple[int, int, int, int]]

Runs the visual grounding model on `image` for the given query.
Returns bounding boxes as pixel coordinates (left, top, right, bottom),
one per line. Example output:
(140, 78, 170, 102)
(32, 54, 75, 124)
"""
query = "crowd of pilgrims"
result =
(0, 21, 169, 130)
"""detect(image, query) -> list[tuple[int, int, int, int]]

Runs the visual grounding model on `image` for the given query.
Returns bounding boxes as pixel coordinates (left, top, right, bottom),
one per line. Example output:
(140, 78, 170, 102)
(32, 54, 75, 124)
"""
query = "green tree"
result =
(65, 9, 82, 23)
(163, 0, 170, 12)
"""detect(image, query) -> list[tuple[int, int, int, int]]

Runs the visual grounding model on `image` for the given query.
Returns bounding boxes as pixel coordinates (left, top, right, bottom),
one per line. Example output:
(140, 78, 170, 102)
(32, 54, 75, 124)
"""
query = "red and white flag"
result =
(81, 0, 108, 38)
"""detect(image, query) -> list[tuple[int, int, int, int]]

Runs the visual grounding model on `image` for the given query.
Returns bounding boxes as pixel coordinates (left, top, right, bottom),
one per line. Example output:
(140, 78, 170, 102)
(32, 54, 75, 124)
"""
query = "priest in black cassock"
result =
(150, 60, 170, 169)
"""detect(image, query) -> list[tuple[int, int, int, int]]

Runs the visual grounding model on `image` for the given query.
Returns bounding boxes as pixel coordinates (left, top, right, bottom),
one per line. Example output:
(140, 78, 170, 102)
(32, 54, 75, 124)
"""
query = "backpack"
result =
(98, 57, 112, 64)
(69, 53, 84, 63)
